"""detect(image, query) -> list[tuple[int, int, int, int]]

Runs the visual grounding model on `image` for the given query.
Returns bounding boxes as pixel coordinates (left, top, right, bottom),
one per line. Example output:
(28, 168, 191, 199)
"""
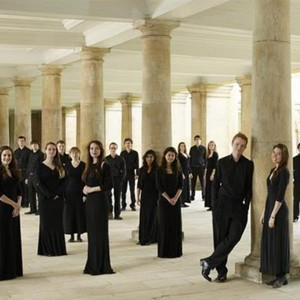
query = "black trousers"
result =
(27, 175, 38, 213)
(121, 173, 136, 208)
(206, 202, 248, 276)
(191, 166, 205, 198)
(294, 182, 300, 219)
(108, 176, 122, 218)
(20, 169, 29, 207)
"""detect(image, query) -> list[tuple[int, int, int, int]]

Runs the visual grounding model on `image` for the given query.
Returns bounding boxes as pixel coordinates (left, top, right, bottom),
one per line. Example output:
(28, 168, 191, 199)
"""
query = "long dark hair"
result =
(0, 146, 21, 180)
(272, 143, 289, 179)
(160, 146, 180, 174)
(44, 142, 65, 178)
(177, 142, 187, 154)
(142, 149, 158, 171)
(82, 140, 105, 182)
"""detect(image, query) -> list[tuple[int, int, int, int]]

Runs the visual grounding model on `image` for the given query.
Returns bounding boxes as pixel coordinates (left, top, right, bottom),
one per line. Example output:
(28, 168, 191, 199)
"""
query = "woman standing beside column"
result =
(156, 147, 183, 258)
(0, 146, 22, 280)
(36, 142, 67, 256)
(82, 140, 114, 275)
(260, 144, 290, 288)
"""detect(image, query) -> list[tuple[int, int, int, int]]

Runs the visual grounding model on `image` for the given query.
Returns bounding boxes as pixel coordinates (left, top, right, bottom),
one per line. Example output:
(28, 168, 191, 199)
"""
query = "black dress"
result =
(36, 163, 67, 256)
(156, 168, 183, 258)
(63, 161, 86, 235)
(138, 166, 159, 245)
(205, 152, 218, 208)
(260, 167, 290, 276)
(84, 163, 114, 275)
(178, 153, 191, 204)
(0, 174, 23, 280)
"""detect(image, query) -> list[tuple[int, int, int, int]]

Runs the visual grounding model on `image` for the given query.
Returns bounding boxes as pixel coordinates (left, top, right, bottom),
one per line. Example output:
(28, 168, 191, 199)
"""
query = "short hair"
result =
(18, 136, 26, 140)
(56, 140, 65, 145)
(194, 135, 201, 140)
(30, 139, 40, 146)
(69, 147, 81, 155)
(109, 142, 118, 148)
(231, 132, 248, 145)
(297, 143, 300, 150)
(124, 138, 133, 144)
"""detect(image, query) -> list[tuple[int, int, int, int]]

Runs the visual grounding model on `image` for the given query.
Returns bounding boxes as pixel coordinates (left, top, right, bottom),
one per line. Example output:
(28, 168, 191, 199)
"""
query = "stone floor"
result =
(1, 192, 300, 300)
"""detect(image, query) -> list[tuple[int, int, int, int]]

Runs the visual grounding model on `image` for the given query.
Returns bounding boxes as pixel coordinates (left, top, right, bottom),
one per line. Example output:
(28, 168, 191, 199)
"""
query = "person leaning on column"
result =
(200, 132, 254, 283)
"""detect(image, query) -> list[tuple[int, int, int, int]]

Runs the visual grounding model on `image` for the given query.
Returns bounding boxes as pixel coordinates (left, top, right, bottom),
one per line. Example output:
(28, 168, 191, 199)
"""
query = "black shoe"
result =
(190, 196, 195, 201)
(215, 275, 227, 283)
(25, 211, 34, 215)
(35, 211, 39, 215)
(68, 238, 75, 243)
(129, 204, 136, 211)
(114, 216, 123, 220)
(273, 277, 288, 288)
(200, 259, 212, 282)
(121, 207, 126, 211)
(181, 203, 189, 208)
(265, 278, 277, 286)
(294, 217, 299, 222)
(206, 208, 212, 211)
(77, 238, 83, 242)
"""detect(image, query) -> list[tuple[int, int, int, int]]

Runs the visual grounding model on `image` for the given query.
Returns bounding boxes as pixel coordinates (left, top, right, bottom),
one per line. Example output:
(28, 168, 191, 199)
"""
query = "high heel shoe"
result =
(273, 277, 288, 288)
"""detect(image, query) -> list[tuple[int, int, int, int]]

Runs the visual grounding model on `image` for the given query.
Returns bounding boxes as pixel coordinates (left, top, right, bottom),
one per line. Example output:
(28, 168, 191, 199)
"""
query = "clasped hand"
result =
(83, 185, 93, 195)
(12, 204, 21, 218)
(168, 197, 177, 206)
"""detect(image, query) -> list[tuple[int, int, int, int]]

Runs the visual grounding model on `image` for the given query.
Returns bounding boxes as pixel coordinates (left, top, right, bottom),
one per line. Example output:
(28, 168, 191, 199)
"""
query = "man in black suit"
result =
(200, 132, 254, 283)
(189, 135, 206, 200)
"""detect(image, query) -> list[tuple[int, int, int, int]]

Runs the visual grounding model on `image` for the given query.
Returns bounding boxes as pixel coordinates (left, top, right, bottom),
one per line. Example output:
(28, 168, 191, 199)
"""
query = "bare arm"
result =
(268, 201, 282, 228)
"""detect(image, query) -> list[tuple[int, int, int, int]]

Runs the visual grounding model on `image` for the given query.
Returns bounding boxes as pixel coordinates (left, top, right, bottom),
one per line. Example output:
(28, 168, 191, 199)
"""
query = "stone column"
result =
(61, 106, 67, 142)
(12, 77, 33, 147)
(80, 47, 110, 157)
(187, 83, 207, 146)
(237, 75, 252, 159)
(40, 65, 64, 148)
(134, 19, 179, 156)
(0, 88, 10, 145)
(120, 94, 132, 143)
(236, 0, 300, 282)
(75, 104, 80, 147)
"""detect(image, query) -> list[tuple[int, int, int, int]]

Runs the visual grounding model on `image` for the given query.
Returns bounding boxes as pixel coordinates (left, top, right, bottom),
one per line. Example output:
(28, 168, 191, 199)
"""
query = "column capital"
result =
(12, 77, 33, 87)
(236, 75, 252, 87)
(119, 93, 134, 105)
(80, 46, 110, 61)
(39, 65, 64, 76)
(134, 19, 180, 37)
(0, 87, 10, 96)
(187, 83, 207, 94)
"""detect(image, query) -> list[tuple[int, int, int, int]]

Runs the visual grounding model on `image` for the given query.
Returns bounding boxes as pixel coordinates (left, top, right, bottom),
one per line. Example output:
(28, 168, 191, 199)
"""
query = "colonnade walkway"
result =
(1, 192, 300, 300)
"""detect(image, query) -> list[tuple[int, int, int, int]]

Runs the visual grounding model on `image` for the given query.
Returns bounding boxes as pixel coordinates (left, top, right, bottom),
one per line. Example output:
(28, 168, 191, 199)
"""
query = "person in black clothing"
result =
(120, 138, 139, 211)
(293, 143, 300, 222)
(25, 140, 44, 215)
(14, 136, 31, 207)
(260, 144, 290, 288)
(0, 146, 23, 281)
(56, 140, 71, 168)
(189, 135, 206, 200)
(36, 142, 67, 256)
(204, 141, 218, 211)
(178, 142, 192, 207)
(106, 142, 126, 220)
(156, 147, 183, 258)
(137, 149, 159, 245)
(200, 132, 254, 283)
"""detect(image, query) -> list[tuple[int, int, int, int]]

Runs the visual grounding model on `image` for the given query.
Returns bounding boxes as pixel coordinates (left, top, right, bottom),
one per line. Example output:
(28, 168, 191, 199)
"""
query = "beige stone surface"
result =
(0, 87, 10, 145)
(2, 193, 300, 299)
(120, 94, 133, 143)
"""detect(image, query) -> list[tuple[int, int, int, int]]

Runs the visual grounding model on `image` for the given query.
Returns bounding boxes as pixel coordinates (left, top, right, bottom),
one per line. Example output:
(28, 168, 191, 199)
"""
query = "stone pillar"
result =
(237, 75, 252, 159)
(134, 19, 179, 156)
(75, 104, 80, 147)
(80, 47, 110, 157)
(40, 65, 63, 148)
(61, 106, 66, 142)
(0, 88, 10, 145)
(187, 83, 207, 146)
(120, 94, 132, 143)
(12, 77, 33, 147)
(235, 0, 300, 282)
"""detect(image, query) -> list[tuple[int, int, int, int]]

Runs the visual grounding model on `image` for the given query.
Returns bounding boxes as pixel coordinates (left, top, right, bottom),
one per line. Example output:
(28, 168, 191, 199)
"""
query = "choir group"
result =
(0, 133, 291, 289)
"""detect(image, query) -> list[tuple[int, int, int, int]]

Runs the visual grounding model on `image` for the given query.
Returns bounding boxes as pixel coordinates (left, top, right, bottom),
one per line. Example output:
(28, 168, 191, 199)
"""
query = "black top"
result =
(59, 153, 71, 168)
(105, 154, 126, 179)
(120, 149, 139, 175)
(26, 150, 44, 177)
(178, 153, 191, 175)
(206, 152, 218, 171)
(212, 154, 254, 209)
(189, 145, 206, 167)
(293, 155, 300, 182)
(14, 147, 31, 170)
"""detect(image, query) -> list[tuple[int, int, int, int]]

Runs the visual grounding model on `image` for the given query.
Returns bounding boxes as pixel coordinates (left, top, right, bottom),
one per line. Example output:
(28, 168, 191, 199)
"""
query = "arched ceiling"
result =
(0, 0, 299, 109)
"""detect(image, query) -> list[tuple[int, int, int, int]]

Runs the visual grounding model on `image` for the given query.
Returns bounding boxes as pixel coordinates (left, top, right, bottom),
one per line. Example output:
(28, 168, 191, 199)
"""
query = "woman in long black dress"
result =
(204, 141, 218, 211)
(64, 147, 86, 243)
(156, 147, 183, 258)
(36, 142, 67, 256)
(0, 146, 22, 280)
(178, 142, 192, 207)
(137, 149, 159, 246)
(260, 144, 290, 288)
(82, 140, 114, 275)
